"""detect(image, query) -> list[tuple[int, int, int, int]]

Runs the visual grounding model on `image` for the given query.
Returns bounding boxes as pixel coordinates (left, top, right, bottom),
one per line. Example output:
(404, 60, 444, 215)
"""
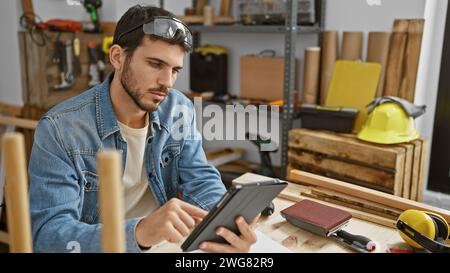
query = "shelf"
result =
(189, 24, 321, 34)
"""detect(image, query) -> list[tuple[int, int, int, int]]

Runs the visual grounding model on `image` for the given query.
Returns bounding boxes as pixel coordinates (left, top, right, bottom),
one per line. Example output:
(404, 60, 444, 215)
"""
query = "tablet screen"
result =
(181, 179, 288, 252)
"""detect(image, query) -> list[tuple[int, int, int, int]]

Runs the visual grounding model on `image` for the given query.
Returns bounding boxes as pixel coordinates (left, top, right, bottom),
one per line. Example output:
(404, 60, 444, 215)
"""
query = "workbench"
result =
(148, 173, 406, 253)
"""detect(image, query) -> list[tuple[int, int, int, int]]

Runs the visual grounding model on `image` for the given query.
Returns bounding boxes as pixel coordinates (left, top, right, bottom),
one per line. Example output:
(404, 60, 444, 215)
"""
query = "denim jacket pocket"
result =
(159, 143, 181, 197)
(160, 143, 181, 168)
(82, 170, 99, 192)
(81, 170, 99, 224)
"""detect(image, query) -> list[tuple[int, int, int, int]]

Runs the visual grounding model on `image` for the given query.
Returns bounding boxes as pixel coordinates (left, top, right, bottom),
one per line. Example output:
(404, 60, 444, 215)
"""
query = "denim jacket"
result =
(28, 73, 226, 253)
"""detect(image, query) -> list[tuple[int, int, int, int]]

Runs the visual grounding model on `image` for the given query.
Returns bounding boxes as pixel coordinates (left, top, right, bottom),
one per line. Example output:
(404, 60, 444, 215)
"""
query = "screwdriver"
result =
(73, 37, 81, 76)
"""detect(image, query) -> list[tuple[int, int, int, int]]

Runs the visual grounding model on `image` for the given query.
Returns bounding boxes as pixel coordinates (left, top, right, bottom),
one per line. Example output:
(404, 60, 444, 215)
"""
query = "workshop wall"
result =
(0, 0, 24, 106)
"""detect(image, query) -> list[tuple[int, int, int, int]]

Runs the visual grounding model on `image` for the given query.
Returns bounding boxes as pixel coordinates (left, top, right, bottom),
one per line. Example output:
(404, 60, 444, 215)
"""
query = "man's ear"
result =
(109, 44, 124, 70)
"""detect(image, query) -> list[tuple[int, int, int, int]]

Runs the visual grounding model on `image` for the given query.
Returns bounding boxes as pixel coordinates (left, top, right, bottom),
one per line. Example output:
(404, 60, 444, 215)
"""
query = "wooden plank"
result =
(409, 139, 422, 201)
(279, 186, 397, 228)
(289, 170, 450, 223)
(301, 191, 399, 220)
(3, 133, 33, 252)
(399, 19, 425, 102)
(0, 230, 9, 244)
(220, 0, 231, 17)
(98, 151, 125, 253)
(195, 0, 208, 15)
(24, 31, 47, 107)
(320, 31, 339, 105)
(18, 32, 29, 106)
(21, 0, 35, 22)
(340, 32, 363, 61)
(383, 20, 409, 96)
(288, 150, 396, 192)
(367, 32, 391, 98)
(0, 103, 22, 117)
(398, 142, 413, 199)
(309, 187, 403, 217)
(416, 138, 428, 202)
(0, 115, 37, 130)
(289, 128, 404, 170)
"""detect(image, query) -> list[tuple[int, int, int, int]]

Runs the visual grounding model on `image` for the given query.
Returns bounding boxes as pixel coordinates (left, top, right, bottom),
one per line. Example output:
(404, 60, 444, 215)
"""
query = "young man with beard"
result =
(28, 5, 258, 253)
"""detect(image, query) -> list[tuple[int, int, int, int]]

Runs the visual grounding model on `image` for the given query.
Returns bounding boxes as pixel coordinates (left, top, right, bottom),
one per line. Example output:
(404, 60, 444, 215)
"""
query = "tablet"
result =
(181, 179, 288, 252)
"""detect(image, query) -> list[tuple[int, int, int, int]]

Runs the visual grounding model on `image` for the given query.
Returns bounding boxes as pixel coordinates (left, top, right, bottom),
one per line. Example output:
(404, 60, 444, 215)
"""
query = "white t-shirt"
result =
(118, 116, 157, 219)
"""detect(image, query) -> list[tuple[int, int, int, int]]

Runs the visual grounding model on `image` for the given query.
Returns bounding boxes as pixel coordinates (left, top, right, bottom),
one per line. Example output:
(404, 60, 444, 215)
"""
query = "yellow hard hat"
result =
(357, 102, 419, 144)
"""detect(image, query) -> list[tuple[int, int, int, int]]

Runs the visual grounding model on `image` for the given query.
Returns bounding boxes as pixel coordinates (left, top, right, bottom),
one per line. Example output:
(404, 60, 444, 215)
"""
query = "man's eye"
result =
(172, 69, 180, 75)
(149, 62, 162, 68)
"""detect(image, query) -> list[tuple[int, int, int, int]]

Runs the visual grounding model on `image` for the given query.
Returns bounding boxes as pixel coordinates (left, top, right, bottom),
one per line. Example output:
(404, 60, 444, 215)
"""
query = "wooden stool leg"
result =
(3, 133, 32, 253)
(97, 150, 125, 253)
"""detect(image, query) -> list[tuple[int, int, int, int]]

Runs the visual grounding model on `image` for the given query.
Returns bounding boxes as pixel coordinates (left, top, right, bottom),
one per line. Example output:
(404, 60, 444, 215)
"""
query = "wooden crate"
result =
(19, 30, 114, 109)
(288, 128, 427, 200)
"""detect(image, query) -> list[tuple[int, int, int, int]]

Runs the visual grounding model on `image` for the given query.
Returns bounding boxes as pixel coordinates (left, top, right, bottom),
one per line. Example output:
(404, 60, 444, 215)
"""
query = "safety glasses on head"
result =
(116, 16, 193, 52)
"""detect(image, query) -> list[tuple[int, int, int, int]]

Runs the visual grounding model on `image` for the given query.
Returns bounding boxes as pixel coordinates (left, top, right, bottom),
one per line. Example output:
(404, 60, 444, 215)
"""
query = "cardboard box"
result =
(240, 54, 297, 101)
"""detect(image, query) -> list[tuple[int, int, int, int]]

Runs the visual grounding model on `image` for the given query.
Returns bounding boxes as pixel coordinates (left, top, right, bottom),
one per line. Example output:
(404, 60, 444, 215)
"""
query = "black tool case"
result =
(298, 104, 358, 133)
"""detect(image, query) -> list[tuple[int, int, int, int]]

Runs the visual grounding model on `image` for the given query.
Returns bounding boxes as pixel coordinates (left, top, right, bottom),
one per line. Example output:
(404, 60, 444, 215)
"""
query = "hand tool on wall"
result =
(88, 41, 101, 87)
(54, 40, 75, 90)
(73, 37, 82, 76)
(37, 19, 82, 32)
(102, 36, 113, 55)
(65, 40, 75, 86)
(82, 0, 102, 33)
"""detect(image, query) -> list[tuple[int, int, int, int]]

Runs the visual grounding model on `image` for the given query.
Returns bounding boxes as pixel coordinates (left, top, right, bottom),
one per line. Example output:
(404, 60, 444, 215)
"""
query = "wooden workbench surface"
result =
(148, 173, 405, 253)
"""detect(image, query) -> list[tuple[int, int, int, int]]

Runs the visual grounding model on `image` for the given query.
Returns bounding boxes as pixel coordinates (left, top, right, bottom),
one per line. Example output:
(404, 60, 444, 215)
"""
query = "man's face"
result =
(119, 36, 185, 112)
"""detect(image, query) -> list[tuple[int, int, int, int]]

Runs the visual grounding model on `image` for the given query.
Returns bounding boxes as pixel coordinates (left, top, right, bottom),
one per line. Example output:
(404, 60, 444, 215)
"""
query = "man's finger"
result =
(166, 224, 185, 243)
(236, 216, 257, 244)
(176, 208, 196, 229)
(169, 213, 191, 237)
(216, 227, 245, 250)
(193, 216, 203, 225)
(200, 241, 237, 253)
(179, 201, 208, 218)
(251, 214, 261, 227)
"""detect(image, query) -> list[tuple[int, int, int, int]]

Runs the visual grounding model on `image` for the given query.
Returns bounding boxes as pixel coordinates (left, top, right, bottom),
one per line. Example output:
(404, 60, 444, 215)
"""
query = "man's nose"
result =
(157, 69, 174, 89)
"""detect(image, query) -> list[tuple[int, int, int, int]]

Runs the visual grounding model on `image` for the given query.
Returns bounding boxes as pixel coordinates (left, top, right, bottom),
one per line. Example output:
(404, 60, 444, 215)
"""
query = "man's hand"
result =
(135, 198, 207, 247)
(199, 215, 259, 253)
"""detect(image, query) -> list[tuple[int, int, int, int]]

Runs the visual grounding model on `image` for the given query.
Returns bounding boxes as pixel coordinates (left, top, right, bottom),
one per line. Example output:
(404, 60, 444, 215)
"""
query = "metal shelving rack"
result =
(161, 0, 326, 179)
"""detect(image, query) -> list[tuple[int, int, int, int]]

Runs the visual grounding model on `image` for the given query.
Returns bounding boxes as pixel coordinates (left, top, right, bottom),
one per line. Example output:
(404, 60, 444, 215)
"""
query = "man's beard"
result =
(120, 56, 168, 112)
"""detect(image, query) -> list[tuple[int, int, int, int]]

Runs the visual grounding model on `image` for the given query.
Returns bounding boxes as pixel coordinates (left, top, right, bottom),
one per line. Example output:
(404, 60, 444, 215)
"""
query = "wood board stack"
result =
(282, 170, 450, 229)
(288, 128, 427, 201)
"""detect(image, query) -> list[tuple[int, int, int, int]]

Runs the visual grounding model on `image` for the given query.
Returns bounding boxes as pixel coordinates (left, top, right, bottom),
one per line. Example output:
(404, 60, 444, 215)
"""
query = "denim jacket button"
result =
(85, 181, 92, 189)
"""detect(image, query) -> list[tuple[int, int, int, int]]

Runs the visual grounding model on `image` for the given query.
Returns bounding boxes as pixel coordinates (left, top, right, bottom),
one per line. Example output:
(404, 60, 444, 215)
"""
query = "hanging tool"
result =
(88, 41, 101, 87)
(102, 36, 113, 55)
(54, 40, 75, 90)
(73, 37, 81, 76)
(82, 0, 102, 33)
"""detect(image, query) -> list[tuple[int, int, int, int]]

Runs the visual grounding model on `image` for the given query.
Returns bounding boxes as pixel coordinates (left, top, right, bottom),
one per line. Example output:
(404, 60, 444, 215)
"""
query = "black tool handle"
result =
(335, 230, 375, 251)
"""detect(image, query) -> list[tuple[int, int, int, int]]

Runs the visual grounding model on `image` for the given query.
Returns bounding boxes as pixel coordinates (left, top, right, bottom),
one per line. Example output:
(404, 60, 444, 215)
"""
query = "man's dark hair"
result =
(113, 5, 189, 55)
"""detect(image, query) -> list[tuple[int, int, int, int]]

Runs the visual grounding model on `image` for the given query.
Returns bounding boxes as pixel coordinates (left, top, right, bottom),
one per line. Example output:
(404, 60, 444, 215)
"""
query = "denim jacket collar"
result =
(95, 72, 161, 140)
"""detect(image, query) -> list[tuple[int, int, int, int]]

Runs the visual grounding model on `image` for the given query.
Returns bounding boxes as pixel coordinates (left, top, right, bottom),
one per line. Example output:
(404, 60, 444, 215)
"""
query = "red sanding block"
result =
(281, 199, 352, 237)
